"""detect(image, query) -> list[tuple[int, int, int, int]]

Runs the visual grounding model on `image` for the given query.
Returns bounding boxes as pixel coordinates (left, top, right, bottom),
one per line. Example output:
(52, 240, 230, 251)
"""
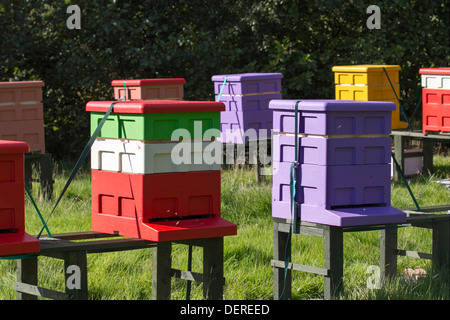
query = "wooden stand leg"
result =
(324, 227, 343, 300)
(40, 153, 53, 200)
(64, 251, 88, 300)
(273, 221, 291, 300)
(432, 218, 450, 272)
(16, 257, 38, 300)
(393, 135, 405, 181)
(380, 227, 398, 281)
(152, 242, 172, 300)
(203, 237, 224, 300)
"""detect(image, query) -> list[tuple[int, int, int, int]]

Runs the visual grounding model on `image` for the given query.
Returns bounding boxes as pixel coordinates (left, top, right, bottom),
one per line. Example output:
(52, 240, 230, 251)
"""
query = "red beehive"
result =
(0, 140, 40, 257)
(111, 78, 186, 101)
(87, 99, 237, 242)
(0, 81, 46, 153)
(420, 68, 450, 135)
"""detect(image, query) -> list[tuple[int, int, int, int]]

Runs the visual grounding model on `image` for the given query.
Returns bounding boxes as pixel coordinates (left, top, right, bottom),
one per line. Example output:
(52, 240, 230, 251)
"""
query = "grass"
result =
(0, 155, 449, 300)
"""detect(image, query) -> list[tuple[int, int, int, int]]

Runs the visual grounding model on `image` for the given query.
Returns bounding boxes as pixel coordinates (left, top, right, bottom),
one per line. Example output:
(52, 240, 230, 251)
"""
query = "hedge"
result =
(1, 0, 448, 159)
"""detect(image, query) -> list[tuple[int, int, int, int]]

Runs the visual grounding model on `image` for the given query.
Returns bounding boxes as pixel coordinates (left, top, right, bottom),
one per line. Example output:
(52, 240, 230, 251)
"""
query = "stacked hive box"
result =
(269, 99, 406, 227)
(0, 81, 46, 153)
(211, 73, 283, 144)
(111, 78, 185, 101)
(0, 140, 40, 256)
(419, 67, 450, 135)
(86, 100, 237, 242)
(332, 65, 408, 130)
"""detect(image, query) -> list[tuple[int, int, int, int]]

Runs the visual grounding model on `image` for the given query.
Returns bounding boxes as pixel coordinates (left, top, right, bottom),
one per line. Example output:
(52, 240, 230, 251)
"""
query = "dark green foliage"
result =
(1, 0, 448, 159)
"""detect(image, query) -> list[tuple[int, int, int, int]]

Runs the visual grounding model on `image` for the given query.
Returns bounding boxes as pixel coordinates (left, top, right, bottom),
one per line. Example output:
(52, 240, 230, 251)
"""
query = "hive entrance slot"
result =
(0, 228, 16, 234)
(149, 214, 214, 223)
(329, 203, 386, 210)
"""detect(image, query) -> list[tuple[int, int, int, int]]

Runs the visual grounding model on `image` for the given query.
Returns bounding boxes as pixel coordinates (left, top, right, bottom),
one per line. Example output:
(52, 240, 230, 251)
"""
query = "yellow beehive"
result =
(332, 65, 408, 129)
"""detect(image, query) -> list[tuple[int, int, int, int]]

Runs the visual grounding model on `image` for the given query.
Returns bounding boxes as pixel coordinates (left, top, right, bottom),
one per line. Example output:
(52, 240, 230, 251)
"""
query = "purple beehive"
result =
(212, 73, 283, 144)
(270, 99, 406, 227)
(212, 73, 283, 96)
(220, 110, 273, 144)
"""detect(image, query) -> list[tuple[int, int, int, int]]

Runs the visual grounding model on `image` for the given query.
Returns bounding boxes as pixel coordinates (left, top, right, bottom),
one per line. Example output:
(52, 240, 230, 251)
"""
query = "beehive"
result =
(332, 65, 408, 130)
(212, 73, 282, 144)
(0, 81, 46, 153)
(86, 100, 237, 242)
(0, 140, 40, 256)
(111, 78, 185, 101)
(269, 99, 406, 227)
(419, 67, 450, 135)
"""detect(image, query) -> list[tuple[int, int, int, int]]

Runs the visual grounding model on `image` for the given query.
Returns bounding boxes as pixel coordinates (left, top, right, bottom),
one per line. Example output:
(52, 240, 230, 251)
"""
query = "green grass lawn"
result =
(0, 155, 449, 300)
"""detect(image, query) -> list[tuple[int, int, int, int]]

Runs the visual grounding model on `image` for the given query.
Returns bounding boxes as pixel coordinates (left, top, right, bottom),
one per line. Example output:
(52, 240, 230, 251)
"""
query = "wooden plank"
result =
(15, 282, 69, 300)
(397, 249, 432, 260)
(171, 268, 204, 282)
(402, 204, 450, 213)
(38, 237, 155, 254)
(390, 130, 450, 140)
(271, 259, 329, 276)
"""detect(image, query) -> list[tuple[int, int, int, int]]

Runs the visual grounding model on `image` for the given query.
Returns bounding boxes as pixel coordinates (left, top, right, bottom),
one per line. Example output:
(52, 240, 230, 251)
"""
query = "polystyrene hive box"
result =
(0, 104, 44, 122)
(217, 93, 282, 111)
(273, 133, 391, 166)
(211, 73, 283, 95)
(273, 161, 390, 211)
(0, 81, 44, 104)
(420, 67, 450, 89)
(0, 120, 46, 153)
(0, 141, 29, 232)
(112, 79, 185, 100)
(90, 169, 237, 242)
(422, 88, 450, 134)
(220, 109, 273, 144)
(269, 100, 395, 135)
(87, 100, 224, 141)
(91, 138, 221, 174)
(335, 84, 400, 101)
(332, 65, 401, 85)
(0, 140, 39, 258)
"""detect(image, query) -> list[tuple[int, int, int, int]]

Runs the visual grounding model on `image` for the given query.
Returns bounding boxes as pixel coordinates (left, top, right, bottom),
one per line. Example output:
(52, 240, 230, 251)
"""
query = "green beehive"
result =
(86, 100, 223, 141)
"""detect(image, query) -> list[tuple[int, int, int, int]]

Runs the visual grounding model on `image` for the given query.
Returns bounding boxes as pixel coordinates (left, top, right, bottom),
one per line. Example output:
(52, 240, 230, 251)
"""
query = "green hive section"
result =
(90, 111, 221, 141)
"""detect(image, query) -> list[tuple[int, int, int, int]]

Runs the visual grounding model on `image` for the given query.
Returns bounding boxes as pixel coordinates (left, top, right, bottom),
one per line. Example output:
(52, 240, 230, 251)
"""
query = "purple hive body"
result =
(220, 110, 273, 144)
(218, 93, 281, 111)
(212, 73, 283, 95)
(213, 73, 283, 144)
(273, 134, 391, 166)
(271, 99, 406, 226)
(270, 99, 394, 135)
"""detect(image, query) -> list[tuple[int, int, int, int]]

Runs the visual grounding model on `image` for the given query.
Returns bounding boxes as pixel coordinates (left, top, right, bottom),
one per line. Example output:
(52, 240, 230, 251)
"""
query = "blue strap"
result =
(37, 101, 117, 239)
(280, 100, 301, 300)
(382, 66, 412, 131)
(216, 76, 228, 102)
(25, 184, 52, 238)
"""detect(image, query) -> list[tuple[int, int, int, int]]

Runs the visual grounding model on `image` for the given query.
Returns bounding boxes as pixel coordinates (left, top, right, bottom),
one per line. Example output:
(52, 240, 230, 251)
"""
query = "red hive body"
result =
(0, 140, 40, 256)
(87, 99, 237, 242)
(420, 67, 450, 135)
